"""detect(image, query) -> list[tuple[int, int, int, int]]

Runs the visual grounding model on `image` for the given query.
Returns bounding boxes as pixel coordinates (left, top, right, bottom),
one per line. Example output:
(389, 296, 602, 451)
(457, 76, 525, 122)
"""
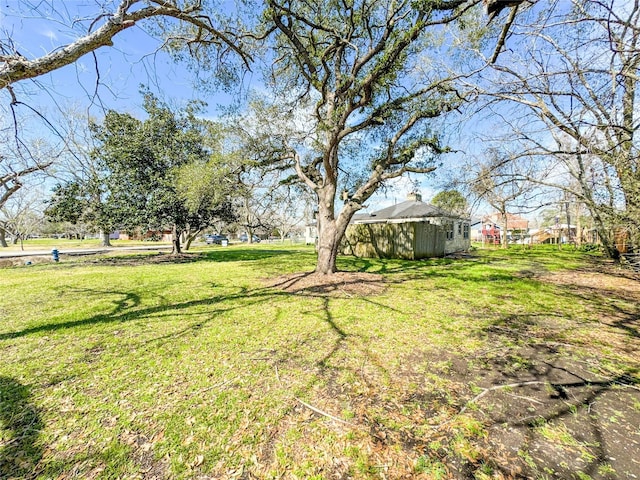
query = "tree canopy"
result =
(431, 190, 469, 216)
(463, 0, 640, 257)
(0, 0, 250, 91)
(251, 0, 487, 273)
(53, 93, 238, 252)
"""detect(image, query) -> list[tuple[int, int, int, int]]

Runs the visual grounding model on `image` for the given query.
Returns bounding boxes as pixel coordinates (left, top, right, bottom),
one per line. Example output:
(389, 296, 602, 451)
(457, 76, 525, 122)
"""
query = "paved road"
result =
(0, 245, 173, 258)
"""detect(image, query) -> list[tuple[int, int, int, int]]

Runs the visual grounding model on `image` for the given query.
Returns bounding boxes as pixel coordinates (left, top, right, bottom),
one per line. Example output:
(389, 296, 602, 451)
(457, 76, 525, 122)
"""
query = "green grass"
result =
(1, 244, 638, 479)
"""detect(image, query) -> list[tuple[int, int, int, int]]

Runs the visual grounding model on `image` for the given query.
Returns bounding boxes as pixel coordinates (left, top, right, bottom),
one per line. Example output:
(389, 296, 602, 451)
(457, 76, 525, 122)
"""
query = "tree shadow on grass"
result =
(465, 306, 640, 479)
(341, 255, 462, 276)
(99, 248, 305, 265)
(0, 283, 289, 342)
(469, 295, 640, 479)
(0, 377, 43, 479)
(557, 280, 640, 339)
(460, 341, 640, 479)
(201, 248, 311, 263)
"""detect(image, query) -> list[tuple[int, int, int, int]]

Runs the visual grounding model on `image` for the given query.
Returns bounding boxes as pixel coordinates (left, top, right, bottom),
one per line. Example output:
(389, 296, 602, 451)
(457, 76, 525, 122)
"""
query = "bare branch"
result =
(0, 0, 250, 90)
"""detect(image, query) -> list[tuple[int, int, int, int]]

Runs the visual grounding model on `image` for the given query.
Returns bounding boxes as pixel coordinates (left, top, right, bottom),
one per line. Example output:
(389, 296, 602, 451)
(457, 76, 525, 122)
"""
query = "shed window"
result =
(458, 222, 462, 235)
(445, 223, 454, 240)
(463, 223, 470, 239)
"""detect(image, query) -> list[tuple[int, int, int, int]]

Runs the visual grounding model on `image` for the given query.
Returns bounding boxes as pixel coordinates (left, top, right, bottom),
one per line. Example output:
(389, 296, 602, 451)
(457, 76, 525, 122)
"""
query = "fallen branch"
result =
(337, 287, 354, 298)
(275, 365, 355, 426)
(294, 397, 355, 426)
(506, 392, 545, 405)
(615, 380, 640, 392)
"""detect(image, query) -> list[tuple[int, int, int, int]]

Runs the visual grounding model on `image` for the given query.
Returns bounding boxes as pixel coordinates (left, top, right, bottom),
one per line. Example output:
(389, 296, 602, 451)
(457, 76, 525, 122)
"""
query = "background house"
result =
(529, 224, 576, 245)
(471, 218, 500, 244)
(343, 192, 471, 259)
(476, 213, 530, 244)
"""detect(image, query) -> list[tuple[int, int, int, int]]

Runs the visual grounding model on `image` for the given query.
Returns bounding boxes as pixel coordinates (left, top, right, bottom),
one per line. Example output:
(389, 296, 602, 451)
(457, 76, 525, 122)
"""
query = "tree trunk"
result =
(314, 190, 353, 275)
(565, 201, 571, 244)
(575, 203, 583, 247)
(0, 228, 7, 247)
(184, 228, 200, 251)
(316, 222, 339, 274)
(501, 210, 509, 249)
(582, 195, 620, 259)
(100, 230, 112, 247)
(600, 228, 620, 260)
(620, 177, 640, 252)
(172, 225, 182, 254)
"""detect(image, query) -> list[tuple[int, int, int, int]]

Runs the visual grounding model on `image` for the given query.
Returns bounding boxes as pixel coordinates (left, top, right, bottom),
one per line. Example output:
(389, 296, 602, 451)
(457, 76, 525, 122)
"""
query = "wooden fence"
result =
(342, 222, 445, 259)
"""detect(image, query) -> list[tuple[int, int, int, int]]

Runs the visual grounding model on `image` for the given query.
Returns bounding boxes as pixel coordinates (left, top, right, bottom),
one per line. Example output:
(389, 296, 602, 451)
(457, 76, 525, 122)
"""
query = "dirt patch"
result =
(542, 263, 640, 350)
(265, 271, 387, 297)
(88, 252, 203, 267)
(0, 252, 200, 269)
(543, 264, 640, 297)
(0, 256, 52, 268)
(120, 430, 169, 479)
(459, 348, 640, 480)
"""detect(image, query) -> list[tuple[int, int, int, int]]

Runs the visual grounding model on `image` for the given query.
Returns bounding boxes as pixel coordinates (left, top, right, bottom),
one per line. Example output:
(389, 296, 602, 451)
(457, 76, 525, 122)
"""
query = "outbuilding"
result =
(343, 192, 471, 259)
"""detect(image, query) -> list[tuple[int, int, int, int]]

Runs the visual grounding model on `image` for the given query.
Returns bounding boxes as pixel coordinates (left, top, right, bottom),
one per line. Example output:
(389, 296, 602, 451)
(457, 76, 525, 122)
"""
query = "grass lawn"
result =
(1, 244, 638, 479)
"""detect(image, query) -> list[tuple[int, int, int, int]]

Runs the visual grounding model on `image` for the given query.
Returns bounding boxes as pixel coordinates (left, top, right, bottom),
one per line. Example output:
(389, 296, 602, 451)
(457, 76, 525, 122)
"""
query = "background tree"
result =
(0, 133, 54, 236)
(431, 190, 469, 216)
(464, 0, 640, 257)
(0, 153, 51, 214)
(92, 93, 235, 253)
(174, 151, 238, 250)
(266, 186, 305, 242)
(234, 174, 274, 244)
(0, 188, 45, 249)
(44, 109, 119, 247)
(44, 182, 86, 232)
(254, 0, 486, 274)
(224, 136, 296, 244)
(468, 150, 537, 248)
(44, 178, 117, 245)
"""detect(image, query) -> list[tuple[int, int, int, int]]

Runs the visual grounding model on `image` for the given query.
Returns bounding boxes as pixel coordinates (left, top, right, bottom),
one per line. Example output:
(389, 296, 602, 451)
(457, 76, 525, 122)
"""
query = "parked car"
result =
(239, 233, 261, 243)
(205, 234, 228, 245)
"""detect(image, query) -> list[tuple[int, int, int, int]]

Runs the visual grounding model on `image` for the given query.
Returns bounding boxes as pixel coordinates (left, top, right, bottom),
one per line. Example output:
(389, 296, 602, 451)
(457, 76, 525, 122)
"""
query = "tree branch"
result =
(0, 0, 250, 90)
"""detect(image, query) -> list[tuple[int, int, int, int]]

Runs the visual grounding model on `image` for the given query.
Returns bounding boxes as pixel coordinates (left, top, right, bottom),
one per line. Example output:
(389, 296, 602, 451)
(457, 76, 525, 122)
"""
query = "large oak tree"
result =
(259, 0, 485, 274)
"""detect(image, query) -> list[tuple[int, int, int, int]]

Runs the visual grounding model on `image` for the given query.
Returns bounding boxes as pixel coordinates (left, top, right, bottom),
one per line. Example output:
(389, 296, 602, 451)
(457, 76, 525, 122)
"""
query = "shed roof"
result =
(353, 199, 466, 224)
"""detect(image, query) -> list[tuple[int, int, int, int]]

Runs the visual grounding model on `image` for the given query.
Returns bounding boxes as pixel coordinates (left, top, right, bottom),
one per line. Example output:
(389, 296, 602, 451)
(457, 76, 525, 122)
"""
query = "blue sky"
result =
(0, 1, 241, 119)
(1, 0, 500, 213)
(5, 0, 622, 229)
